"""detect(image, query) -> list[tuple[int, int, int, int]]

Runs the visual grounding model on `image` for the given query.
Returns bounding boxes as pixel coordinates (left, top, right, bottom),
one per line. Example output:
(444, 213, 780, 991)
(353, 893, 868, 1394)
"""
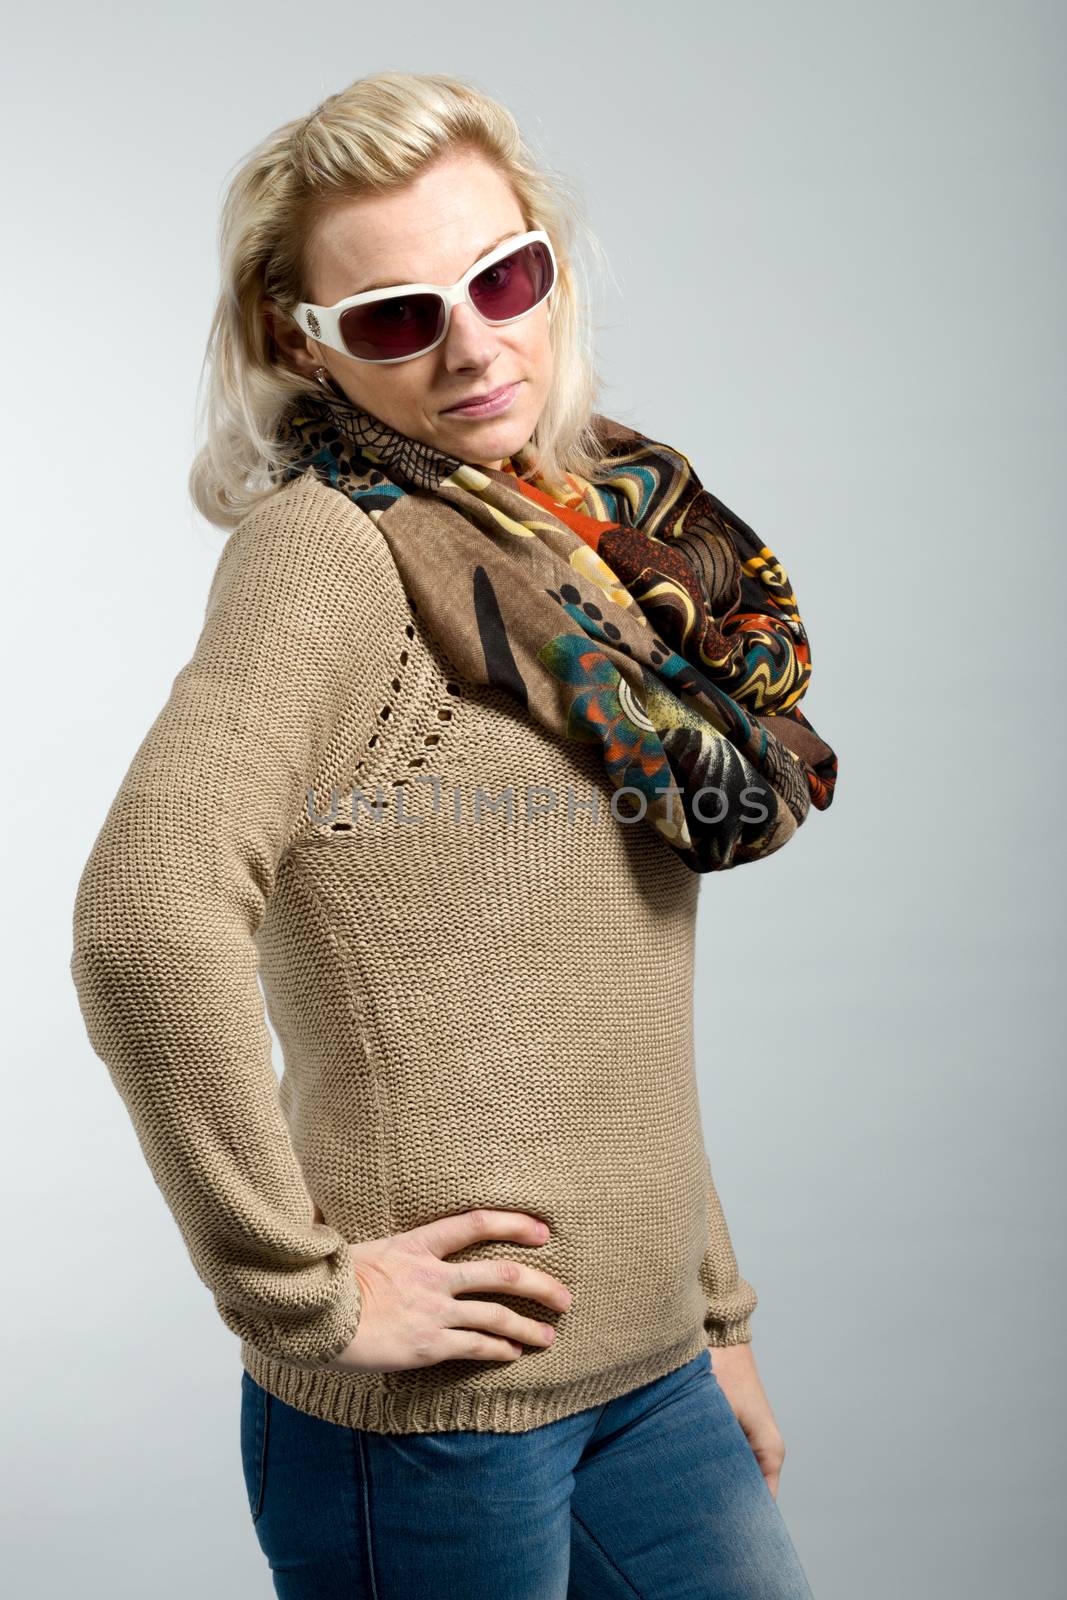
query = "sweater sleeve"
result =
(69, 477, 393, 1368)
(699, 1153, 759, 1347)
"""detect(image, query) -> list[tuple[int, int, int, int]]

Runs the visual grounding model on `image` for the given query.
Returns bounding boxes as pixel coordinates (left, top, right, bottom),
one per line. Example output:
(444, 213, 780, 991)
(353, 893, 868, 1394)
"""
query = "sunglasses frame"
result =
(291, 228, 558, 365)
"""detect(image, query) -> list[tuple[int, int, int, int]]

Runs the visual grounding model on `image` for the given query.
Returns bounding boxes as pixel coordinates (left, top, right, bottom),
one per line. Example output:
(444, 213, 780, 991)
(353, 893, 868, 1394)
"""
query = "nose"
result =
(441, 300, 499, 370)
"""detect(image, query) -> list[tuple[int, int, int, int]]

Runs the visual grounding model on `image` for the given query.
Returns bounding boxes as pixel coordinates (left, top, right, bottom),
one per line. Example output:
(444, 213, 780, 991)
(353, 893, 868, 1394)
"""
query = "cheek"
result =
(342, 367, 388, 410)
(353, 369, 422, 425)
(534, 339, 555, 401)
(513, 321, 554, 394)
(539, 325, 555, 379)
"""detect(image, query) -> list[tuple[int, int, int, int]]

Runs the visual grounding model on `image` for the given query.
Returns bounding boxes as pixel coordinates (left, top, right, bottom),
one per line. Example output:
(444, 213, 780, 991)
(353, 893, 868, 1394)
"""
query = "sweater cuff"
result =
(705, 1314, 753, 1348)
(219, 1254, 363, 1369)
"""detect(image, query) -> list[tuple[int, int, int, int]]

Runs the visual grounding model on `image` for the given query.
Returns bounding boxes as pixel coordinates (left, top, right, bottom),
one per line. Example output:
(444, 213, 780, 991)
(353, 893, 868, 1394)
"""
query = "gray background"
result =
(3, 2, 1063, 1595)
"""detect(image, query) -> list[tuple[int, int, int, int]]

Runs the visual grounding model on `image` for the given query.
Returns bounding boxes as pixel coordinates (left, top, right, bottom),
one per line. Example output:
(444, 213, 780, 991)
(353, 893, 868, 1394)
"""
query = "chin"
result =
(441, 412, 535, 463)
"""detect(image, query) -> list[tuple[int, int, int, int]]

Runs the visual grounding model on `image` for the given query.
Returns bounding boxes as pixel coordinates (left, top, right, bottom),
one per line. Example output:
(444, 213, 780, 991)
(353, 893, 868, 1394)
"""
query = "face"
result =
(271, 148, 555, 471)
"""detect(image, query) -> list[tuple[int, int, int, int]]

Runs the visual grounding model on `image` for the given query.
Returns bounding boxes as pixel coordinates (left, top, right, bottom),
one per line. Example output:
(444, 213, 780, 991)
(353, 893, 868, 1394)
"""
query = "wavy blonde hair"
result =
(188, 70, 625, 531)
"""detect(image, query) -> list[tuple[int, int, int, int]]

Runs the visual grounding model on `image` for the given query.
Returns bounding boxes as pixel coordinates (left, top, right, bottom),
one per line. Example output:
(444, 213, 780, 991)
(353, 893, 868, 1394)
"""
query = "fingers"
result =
(443, 1294, 559, 1352)
(420, 1207, 551, 1258)
(432, 1328, 527, 1363)
(448, 1255, 573, 1315)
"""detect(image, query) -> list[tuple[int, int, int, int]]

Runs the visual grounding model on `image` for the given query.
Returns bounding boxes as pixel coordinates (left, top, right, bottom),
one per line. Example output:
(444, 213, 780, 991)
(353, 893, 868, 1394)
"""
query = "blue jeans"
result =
(240, 1348, 815, 1598)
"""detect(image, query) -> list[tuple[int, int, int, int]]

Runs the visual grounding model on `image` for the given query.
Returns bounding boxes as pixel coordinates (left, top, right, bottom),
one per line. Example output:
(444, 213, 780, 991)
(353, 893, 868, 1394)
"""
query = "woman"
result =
(70, 70, 835, 1598)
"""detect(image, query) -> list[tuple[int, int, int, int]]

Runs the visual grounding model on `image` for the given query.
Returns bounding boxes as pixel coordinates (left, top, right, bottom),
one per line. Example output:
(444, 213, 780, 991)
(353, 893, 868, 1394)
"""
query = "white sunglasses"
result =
(292, 228, 557, 365)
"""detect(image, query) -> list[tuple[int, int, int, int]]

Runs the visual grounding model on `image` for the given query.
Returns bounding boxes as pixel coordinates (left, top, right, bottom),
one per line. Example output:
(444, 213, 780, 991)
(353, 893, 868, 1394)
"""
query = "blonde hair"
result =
(188, 70, 625, 531)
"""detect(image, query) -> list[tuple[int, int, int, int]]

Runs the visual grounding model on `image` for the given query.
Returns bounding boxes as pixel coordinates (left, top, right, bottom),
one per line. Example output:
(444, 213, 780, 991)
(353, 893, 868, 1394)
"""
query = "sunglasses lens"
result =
(469, 240, 555, 322)
(338, 293, 445, 361)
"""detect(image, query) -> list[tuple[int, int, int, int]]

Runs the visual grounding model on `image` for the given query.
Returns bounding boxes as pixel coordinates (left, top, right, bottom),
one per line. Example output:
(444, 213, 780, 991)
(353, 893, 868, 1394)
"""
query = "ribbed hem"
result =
(239, 1323, 710, 1435)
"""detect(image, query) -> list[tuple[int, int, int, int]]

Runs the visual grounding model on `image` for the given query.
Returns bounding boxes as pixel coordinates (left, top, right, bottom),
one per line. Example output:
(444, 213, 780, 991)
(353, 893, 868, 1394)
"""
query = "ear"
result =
(264, 298, 319, 378)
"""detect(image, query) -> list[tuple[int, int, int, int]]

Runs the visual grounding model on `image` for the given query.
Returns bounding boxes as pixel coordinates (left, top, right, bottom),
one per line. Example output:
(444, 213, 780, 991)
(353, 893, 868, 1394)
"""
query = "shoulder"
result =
(206, 472, 407, 631)
(217, 471, 396, 578)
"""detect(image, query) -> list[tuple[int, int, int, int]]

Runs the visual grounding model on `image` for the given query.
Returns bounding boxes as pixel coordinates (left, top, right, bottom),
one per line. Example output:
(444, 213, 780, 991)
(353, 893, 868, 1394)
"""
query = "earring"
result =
(315, 366, 331, 392)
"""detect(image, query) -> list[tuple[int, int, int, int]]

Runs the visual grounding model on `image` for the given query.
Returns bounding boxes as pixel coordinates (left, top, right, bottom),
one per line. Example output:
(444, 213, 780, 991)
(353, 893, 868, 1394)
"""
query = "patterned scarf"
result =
(275, 388, 838, 872)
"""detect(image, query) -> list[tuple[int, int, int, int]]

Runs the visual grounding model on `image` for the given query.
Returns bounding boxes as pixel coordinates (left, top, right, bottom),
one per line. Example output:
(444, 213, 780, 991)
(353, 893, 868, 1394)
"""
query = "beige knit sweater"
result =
(70, 469, 758, 1435)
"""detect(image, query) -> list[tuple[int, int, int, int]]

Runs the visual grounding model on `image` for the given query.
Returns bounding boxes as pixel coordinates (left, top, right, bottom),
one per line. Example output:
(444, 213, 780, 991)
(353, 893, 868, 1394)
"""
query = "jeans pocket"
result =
(240, 1369, 270, 1524)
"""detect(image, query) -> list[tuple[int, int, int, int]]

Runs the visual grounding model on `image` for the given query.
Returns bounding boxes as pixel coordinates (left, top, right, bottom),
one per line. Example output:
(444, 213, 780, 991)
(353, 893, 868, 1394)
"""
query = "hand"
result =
(708, 1343, 787, 1500)
(310, 1205, 573, 1374)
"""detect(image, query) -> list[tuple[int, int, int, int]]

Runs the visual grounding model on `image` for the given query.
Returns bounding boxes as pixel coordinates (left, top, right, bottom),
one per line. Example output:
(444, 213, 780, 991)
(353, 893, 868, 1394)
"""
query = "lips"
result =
(443, 382, 518, 413)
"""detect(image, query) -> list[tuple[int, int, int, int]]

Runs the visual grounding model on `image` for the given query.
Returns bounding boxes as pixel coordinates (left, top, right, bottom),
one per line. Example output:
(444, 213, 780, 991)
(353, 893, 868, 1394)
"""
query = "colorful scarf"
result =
(275, 389, 838, 872)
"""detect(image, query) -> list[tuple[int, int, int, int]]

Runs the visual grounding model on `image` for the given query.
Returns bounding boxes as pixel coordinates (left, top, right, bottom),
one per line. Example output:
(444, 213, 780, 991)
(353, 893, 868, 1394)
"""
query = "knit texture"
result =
(70, 470, 758, 1435)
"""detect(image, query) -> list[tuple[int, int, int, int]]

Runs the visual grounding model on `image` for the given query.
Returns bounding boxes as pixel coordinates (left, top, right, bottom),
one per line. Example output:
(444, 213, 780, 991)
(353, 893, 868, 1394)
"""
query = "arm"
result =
(69, 478, 395, 1367)
(699, 1154, 795, 1498)
(699, 1152, 758, 1347)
